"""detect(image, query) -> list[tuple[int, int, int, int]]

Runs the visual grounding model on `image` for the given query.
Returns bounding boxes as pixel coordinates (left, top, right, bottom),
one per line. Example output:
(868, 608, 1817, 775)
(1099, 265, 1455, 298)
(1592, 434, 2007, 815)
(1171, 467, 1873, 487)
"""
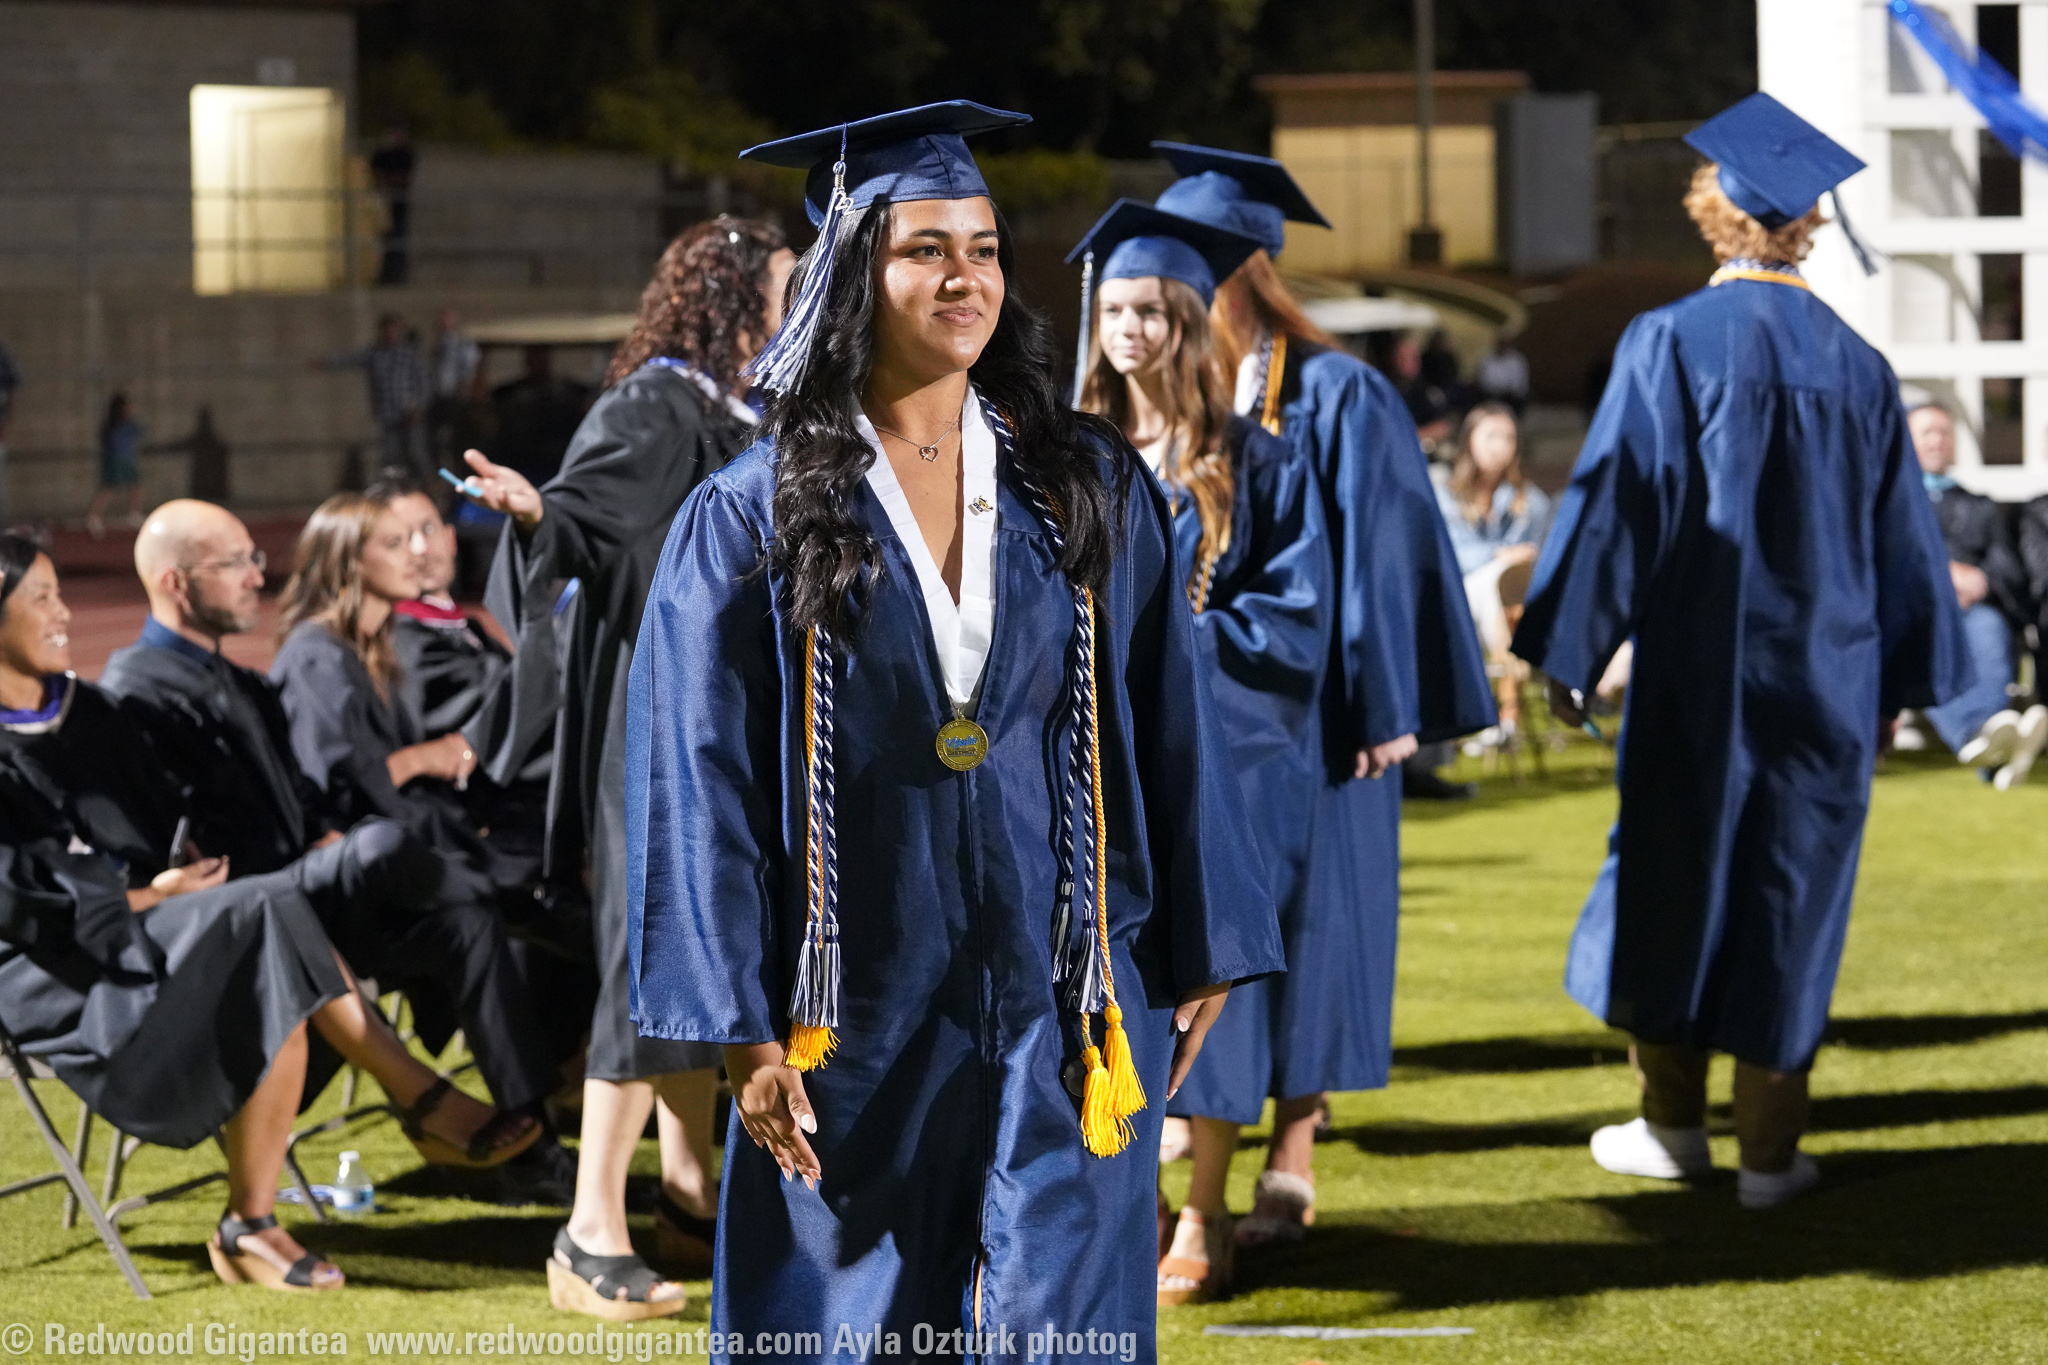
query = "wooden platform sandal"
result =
(653, 1189, 716, 1279)
(397, 1076, 543, 1169)
(1156, 1206, 1233, 1306)
(207, 1214, 343, 1292)
(547, 1227, 690, 1322)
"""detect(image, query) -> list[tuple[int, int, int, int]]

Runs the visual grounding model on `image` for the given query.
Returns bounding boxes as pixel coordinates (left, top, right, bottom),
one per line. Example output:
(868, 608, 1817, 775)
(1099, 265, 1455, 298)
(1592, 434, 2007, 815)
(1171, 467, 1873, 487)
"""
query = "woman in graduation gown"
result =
(1067, 200, 1330, 1302)
(458, 217, 796, 1313)
(1147, 144, 1495, 1243)
(0, 536, 540, 1292)
(627, 104, 1282, 1364)
(1511, 95, 1969, 1209)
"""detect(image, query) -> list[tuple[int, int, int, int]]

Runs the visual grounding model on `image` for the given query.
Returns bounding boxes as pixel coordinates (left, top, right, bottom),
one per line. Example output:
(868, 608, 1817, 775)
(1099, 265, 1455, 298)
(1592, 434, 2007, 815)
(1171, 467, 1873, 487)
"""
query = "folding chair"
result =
(1, 1018, 330, 1299)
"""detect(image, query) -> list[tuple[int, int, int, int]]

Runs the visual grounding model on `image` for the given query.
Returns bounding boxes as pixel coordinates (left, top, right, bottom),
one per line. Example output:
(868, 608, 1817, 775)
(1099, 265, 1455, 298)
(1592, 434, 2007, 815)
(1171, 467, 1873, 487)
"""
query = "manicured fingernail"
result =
(804, 1176, 816, 1191)
(798, 1113, 817, 1134)
(1177, 1017, 1191, 1033)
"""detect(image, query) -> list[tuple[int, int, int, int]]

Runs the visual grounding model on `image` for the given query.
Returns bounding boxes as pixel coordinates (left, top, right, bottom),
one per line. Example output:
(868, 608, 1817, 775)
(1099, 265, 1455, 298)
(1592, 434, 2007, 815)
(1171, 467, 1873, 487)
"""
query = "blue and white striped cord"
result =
(983, 399, 1109, 1014)
(792, 622, 842, 1030)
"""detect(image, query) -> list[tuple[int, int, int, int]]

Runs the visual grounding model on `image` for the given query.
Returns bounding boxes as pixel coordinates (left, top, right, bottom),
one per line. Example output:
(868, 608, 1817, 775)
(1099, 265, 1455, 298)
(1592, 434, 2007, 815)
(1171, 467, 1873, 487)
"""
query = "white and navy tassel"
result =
(1070, 249, 1096, 408)
(746, 129, 855, 395)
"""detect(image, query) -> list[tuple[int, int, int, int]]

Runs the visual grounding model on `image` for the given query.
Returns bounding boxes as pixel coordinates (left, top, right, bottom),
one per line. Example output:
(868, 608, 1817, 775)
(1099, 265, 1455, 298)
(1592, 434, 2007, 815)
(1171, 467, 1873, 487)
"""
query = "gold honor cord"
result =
(1709, 264, 1811, 291)
(1260, 332, 1288, 435)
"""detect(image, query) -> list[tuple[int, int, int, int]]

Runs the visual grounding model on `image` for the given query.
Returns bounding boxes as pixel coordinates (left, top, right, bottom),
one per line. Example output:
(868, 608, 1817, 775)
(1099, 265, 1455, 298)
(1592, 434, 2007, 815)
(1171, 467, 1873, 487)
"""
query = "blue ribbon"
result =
(1890, 0, 2048, 163)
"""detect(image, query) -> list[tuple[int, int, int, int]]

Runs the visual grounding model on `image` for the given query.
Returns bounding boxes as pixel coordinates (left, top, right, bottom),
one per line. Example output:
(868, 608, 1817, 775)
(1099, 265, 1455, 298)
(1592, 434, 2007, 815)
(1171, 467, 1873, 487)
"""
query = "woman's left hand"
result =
(1167, 983, 1231, 1100)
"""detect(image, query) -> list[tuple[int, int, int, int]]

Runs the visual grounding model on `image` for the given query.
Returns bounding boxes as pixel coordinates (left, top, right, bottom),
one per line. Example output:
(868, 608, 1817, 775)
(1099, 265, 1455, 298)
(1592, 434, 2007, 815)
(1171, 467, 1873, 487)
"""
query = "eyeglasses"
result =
(184, 549, 267, 575)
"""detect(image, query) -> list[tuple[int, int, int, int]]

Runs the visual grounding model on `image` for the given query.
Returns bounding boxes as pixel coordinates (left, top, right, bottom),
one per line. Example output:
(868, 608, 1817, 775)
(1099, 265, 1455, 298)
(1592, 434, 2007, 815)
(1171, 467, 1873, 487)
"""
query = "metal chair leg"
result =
(4, 1055, 150, 1299)
(62, 1099, 91, 1229)
(102, 1129, 133, 1210)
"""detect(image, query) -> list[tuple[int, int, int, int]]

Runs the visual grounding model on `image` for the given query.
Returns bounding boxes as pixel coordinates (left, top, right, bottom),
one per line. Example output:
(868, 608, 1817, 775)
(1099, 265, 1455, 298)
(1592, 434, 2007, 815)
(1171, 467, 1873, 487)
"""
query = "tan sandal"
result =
(1157, 1206, 1233, 1306)
(207, 1214, 342, 1292)
(547, 1227, 688, 1322)
(1234, 1169, 1315, 1249)
(398, 1076, 542, 1169)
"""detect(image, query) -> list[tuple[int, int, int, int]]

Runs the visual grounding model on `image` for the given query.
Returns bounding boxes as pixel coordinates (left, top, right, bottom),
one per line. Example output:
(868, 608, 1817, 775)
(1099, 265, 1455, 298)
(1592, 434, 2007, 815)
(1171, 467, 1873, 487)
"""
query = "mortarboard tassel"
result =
(1829, 189, 1883, 278)
(747, 129, 854, 395)
(1070, 250, 1095, 408)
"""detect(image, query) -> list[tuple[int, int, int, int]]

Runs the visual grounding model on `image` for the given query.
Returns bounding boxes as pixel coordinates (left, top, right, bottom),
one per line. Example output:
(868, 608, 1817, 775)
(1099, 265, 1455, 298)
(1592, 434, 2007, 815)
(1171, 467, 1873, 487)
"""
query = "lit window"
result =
(190, 84, 343, 295)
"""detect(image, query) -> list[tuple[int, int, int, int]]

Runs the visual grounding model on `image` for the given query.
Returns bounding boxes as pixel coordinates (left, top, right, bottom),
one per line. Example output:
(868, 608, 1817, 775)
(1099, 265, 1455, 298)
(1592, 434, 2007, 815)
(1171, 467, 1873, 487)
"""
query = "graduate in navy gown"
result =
(1149, 144, 1494, 1246)
(625, 105, 1283, 1363)
(1511, 94, 1970, 1210)
(1068, 200, 1330, 1304)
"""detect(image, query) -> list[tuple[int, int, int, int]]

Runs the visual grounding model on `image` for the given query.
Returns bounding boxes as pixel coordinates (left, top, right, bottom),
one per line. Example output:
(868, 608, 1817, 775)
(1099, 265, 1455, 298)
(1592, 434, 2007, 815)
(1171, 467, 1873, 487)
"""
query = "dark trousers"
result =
(285, 818, 560, 1113)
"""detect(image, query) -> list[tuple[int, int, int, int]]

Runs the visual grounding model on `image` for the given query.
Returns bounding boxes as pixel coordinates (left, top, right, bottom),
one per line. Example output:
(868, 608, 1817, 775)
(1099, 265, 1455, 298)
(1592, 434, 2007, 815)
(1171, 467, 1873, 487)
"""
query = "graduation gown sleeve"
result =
(1510, 312, 1690, 692)
(1121, 453, 1289, 995)
(1298, 353, 1494, 750)
(624, 479, 786, 1044)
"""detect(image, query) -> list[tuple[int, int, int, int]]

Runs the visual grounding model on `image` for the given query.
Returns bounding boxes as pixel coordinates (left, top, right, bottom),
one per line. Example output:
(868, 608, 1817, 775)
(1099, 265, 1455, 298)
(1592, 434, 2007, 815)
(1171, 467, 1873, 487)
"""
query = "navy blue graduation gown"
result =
(1512, 279, 1971, 1071)
(1244, 344, 1494, 1106)
(1158, 417, 1353, 1123)
(625, 433, 1283, 1363)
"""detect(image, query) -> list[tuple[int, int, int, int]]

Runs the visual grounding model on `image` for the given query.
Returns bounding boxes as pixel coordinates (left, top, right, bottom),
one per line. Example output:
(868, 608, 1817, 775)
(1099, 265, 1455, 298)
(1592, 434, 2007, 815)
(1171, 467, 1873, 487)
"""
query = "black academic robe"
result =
(1930, 485, 2029, 630)
(0, 765, 347, 1148)
(0, 679, 185, 886)
(100, 640, 325, 876)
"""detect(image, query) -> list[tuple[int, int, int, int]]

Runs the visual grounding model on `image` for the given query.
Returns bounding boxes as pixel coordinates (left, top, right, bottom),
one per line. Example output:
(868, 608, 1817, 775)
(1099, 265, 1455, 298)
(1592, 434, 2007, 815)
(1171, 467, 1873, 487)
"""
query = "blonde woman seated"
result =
(1434, 402, 1553, 727)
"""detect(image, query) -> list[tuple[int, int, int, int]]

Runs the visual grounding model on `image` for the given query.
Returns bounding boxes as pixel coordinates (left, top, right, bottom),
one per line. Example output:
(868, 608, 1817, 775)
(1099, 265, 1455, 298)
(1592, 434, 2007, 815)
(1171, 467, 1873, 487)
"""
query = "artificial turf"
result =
(2, 738, 2044, 1362)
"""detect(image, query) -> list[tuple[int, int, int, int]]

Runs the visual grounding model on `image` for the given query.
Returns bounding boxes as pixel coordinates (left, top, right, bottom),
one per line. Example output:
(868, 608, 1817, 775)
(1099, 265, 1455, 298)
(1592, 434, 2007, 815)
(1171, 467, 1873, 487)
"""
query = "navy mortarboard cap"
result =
(1682, 92, 1866, 229)
(1150, 142, 1331, 258)
(739, 100, 1030, 227)
(1065, 199, 1262, 307)
(739, 101, 1028, 392)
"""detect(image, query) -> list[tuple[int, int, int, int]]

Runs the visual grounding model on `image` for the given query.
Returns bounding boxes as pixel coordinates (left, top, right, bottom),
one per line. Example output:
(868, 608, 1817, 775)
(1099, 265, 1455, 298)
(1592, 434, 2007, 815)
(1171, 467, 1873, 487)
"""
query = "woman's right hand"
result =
(724, 1041, 821, 1188)
(387, 733, 477, 789)
(129, 856, 229, 911)
(460, 449, 544, 532)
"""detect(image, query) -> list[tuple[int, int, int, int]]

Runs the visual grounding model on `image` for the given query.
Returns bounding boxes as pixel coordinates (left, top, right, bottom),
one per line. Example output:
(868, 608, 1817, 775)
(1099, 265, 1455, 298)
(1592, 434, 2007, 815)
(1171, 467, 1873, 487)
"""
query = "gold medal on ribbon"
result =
(935, 714, 990, 771)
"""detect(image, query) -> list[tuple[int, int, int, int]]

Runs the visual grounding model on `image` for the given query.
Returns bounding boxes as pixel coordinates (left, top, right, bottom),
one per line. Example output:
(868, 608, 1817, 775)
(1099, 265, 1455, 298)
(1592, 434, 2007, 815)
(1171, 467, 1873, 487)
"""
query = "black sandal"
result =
(653, 1189, 716, 1277)
(397, 1077, 542, 1169)
(545, 1227, 689, 1322)
(207, 1214, 342, 1292)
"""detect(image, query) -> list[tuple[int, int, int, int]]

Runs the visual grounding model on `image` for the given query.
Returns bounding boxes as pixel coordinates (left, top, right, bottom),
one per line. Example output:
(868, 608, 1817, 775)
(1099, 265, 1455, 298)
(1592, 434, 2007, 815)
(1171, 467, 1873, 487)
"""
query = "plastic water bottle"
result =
(331, 1150, 374, 1216)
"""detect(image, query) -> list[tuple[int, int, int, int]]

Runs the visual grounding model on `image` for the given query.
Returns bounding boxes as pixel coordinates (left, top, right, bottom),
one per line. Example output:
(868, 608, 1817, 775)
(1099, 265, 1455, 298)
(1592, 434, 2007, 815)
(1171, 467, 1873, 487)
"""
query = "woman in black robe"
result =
(0, 537, 540, 1291)
(455, 216, 793, 1312)
(268, 495, 575, 1166)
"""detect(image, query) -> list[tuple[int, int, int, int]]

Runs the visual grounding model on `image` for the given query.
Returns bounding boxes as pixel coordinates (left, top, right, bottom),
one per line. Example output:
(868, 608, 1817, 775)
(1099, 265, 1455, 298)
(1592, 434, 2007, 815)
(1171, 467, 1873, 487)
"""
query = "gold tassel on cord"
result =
(1077, 1042, 1130, 1157)
(1100, 1002, 1145, 1121)
(784, 1023, 837, 1073)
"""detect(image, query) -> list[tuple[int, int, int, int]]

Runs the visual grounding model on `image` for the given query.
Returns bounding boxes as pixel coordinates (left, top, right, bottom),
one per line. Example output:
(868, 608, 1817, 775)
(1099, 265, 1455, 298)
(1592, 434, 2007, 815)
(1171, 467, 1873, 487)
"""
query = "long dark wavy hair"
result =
(604, 216, 788, 391)
(766, 196, 1127, 636)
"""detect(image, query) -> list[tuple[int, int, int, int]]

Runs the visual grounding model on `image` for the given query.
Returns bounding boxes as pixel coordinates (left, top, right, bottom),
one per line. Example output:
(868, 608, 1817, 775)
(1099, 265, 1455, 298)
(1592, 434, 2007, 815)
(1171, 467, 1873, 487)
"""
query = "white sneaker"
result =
(1589, 1117, 1713, 1180)
(1957, 710, 2022, 768)
(1737, 1152, 1819, 1209)
(1993, 704, 2048, 791)
(1891, 721, 1927, 752)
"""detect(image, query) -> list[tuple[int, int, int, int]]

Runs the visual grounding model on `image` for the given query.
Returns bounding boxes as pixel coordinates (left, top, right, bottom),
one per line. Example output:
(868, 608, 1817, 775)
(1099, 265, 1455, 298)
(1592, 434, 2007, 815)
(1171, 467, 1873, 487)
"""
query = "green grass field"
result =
(4, 740, 2045, 1362)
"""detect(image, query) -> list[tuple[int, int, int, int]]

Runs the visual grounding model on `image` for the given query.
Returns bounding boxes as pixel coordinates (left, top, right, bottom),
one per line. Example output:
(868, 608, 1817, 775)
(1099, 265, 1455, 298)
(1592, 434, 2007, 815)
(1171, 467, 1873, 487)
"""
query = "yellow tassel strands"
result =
(785, 1022, 837, 1072)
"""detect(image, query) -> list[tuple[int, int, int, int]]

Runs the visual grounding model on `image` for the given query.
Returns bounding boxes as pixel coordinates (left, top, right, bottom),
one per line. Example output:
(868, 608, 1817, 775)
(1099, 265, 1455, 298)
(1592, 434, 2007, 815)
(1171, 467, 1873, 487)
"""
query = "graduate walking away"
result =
(1512, 94, 1970, 1210)
(1067, 200, 1332, 1303)
(459, 218, 796, 1318)
(627, 103, 1282, 1365)
(1148, 144, 1494, 1247)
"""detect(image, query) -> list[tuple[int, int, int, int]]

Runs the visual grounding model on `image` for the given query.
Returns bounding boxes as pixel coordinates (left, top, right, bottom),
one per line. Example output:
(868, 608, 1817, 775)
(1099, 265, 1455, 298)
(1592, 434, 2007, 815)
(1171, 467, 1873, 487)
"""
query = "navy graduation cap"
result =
(1151, 141, 1331, 258)
(1683, 92, 1865, 228)
(739, 101, 1028, 392)
(739, 100, 1030, 227)
(1065, 199, 1263, 308)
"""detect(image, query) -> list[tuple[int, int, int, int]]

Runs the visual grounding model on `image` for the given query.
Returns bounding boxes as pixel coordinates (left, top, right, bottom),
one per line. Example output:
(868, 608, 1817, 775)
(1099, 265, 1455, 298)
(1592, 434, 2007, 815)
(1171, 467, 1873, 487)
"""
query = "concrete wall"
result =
(1, 283, 644, 519)
(0, 1, 356, 290)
